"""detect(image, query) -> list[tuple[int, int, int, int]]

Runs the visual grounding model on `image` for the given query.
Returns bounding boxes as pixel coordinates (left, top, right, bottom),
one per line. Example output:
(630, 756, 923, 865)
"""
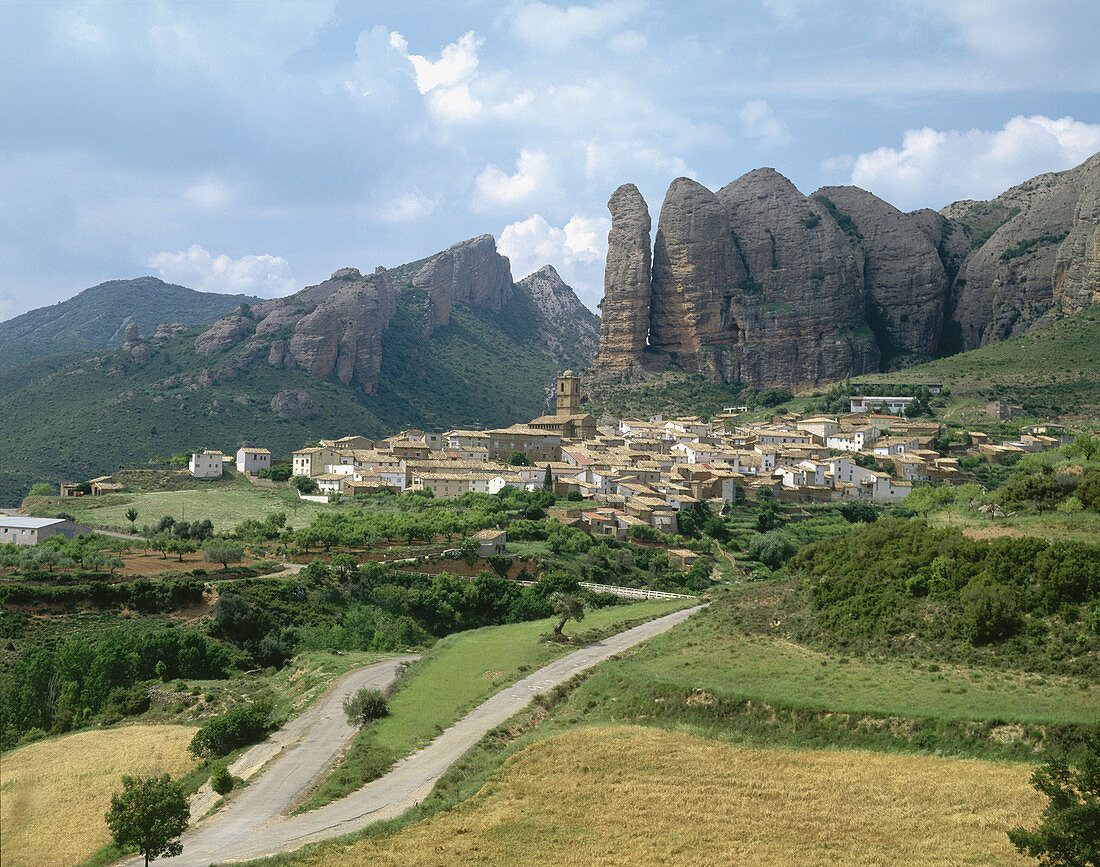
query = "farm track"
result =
(133, 604, 705, 866)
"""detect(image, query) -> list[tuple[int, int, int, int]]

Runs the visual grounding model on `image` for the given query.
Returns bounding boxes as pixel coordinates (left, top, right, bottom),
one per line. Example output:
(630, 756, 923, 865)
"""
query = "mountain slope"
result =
(0, 277, 260, 369)
(0, 237, 599, 506)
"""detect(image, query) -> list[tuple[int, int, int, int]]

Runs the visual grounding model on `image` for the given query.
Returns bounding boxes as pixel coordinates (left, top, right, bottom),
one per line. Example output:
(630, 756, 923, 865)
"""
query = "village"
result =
(143, 372, 1069, 543)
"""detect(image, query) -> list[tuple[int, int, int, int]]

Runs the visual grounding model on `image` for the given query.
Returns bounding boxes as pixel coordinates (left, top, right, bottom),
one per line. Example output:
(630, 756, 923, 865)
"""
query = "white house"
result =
(0, 516, 93, 546)
(236, 447, 271, 474)
(850, 396, 916, 414)
(189, 450, 224, 478)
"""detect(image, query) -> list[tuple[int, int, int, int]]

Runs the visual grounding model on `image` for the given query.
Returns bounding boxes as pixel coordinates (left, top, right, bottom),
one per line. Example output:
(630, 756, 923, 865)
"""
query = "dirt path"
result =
(137, 605, 705, 866)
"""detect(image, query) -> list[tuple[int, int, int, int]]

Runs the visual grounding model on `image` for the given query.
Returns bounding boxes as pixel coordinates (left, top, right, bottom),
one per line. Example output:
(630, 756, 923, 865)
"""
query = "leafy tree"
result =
(508, 450, 531, 466)
(189, 701, 272, 759)
(125, 507, 138, 532)
(542, 464, 553, 491)
(549, 591, 585, 636)
(342, 687, 389, 726)
(1008, 736, 1100, 866)
(28, 482, 54, 497)
(203, 542, 243, 571)
(105, 773, 189, 866)
(293, 475, 319, 494)
(840, 500, 879, 523)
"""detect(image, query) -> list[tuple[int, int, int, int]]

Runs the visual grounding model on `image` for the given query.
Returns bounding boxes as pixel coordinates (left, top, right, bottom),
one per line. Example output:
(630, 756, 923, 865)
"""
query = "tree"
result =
(508, 450, 531, 466)
(1007, 736, 1100, 866)
(293, 475, 319, 495)
(125, 507, 138, 532)
(549, 591, 585, 636)
(28, 482, 55, 497)
(342, 687, 389, 726)
(105, 773, 189, 866)
(542, 464, 553, 491)
(203, 542, 243, 571)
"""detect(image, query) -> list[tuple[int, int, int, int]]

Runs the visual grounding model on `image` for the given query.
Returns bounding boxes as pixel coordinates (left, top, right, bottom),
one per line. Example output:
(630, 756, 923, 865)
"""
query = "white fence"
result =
(579, 582, 696, 601)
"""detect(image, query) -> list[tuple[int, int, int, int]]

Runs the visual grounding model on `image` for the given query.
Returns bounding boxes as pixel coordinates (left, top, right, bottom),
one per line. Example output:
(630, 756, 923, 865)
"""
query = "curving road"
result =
(142, 604, 705, 866)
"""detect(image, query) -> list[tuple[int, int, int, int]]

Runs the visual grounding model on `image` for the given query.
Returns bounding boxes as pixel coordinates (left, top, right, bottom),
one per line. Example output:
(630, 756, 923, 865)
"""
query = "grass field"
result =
(623, 626, 1100, 726)
(297, 726, 1041, 866)
(302, 599, 697, 810)
(927, 506, 1100, 544)
(0, 725, 198, 867)
(31, 484, 328, 533)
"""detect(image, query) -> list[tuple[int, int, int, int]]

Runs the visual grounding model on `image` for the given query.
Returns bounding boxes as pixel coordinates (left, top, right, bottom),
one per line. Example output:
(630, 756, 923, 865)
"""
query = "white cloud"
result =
(511, 1, 643, 51)
(146, 245, 296, 297)
(185, 178, 234, 209)
(761, 0, 821, 26)
(394, 30, 483, 95)
(499, 213, 609, 310)
(849, 114, 1100, 209)
(375, 190, 441, 223)
(739, 99, 792, 149)
(472, 150, 552, 212)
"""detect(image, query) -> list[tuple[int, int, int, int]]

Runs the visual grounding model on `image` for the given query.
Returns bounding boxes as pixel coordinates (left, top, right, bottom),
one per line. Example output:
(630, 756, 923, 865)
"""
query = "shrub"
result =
(210, 763, 235, 796)
(189, 700, 272, 759)
(342, 688, 388, 726)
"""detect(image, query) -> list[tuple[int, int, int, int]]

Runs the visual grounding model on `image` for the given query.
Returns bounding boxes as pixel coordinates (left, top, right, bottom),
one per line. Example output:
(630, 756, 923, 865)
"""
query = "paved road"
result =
(145, 604, 705, 866)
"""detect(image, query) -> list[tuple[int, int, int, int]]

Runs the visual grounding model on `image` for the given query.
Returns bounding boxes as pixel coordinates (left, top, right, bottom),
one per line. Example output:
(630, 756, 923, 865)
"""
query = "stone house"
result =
(0, 516, 93, 545)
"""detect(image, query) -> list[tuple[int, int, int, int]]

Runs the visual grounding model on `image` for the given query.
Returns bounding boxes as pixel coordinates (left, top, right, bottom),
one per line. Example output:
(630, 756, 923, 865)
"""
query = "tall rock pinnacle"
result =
(595, 184, 652, 382)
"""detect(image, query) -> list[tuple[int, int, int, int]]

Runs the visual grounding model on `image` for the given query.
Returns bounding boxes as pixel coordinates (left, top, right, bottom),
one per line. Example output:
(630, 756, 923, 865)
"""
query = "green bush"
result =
(189, 700, 272, 759)
(342, 688, 388, 726)
(210, 763, 235, 795)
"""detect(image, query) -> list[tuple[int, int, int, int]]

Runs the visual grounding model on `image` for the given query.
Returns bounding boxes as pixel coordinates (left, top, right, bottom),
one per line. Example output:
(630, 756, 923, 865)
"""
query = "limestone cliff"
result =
(595, 184, 652, 382)
(517, 265, 600, 363)
(412, 234, 512, 331)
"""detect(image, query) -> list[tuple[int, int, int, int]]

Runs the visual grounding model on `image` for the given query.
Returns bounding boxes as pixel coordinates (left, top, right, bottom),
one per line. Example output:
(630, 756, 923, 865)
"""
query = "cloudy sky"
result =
(2, 0, 1099, 321)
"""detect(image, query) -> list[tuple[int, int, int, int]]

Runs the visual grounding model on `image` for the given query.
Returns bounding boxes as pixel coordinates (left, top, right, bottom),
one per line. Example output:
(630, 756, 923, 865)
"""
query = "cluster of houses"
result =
(194, 373, 1062, 541)
(40, 373, 1073, 547)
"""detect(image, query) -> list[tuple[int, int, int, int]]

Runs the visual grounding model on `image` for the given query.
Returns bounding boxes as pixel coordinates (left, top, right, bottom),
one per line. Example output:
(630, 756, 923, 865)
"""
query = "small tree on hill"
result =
(105, 773, 189, 866)
(125, 507, 138, 532)
(203, 542, 243, 572)
(1008, 735, 1100, 866)
(549, 591, 585, 637)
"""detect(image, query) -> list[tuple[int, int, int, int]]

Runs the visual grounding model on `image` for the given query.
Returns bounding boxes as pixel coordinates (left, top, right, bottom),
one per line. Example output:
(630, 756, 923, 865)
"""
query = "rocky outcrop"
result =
(650, 178, 746, 363)
(270, 389, 318, 420)
(593, 153, 1099, 389)
(595, 184, 653, 381)
(194, 314, 252, 356)
(285, 267, 396, 392)
(412, 234, 512, 330)
(815, 185, 947, 361)
(1054, 152, 1100, 314)
(711, 168, 877, 388)
(518, 265, 600, 363)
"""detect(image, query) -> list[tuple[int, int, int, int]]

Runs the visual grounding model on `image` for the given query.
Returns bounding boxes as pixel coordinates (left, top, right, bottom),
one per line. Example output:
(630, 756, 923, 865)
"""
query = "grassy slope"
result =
(295, 727, 1040, 867)
(302, 598, 695, 810)
(0, 725, 198, 867)
(853, 305, 1100, 425)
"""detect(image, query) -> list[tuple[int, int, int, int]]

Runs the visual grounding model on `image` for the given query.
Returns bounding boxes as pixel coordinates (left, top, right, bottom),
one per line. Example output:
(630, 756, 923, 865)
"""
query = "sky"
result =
(2, 0, 1099, 322)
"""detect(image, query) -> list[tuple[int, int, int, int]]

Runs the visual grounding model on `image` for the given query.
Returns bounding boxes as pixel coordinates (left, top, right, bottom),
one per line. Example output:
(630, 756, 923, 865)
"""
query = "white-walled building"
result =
(236, 447, 272, 474)
(189, 450, 224, 478)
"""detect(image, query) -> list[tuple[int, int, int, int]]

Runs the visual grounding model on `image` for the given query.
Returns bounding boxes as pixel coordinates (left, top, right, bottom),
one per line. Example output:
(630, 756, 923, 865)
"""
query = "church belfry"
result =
(556, 370, 581, 416)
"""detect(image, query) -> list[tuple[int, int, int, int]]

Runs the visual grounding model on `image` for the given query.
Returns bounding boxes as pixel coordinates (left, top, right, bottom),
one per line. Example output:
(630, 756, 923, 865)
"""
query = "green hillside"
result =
(0, 279, 596, 507)
(851, 304, 1100, 424)
(0, 277, 259, 370)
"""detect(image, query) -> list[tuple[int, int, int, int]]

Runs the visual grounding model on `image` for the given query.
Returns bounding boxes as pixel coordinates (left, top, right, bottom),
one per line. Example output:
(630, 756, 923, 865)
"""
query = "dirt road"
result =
(141, 604, 704, 866)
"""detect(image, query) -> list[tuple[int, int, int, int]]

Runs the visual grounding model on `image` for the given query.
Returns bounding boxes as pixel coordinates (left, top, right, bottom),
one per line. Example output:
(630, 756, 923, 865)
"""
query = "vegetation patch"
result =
(0, 725, 197, 867)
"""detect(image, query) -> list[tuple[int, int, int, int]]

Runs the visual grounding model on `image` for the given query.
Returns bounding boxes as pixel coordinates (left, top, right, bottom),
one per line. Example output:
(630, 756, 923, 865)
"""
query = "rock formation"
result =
(814, 185, 947, 361)
(412, 234, 513, 330)
(595, 184, 653, 381)
(517, 265, 600, 363)
(593, 152, 1099, 388)
(270, 389, 318, 420)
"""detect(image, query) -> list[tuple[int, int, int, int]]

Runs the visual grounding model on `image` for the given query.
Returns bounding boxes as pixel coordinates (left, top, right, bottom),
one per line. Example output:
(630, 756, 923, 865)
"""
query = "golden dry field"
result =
(0, 725, 198, 867)
(309, 726, 1043, 866)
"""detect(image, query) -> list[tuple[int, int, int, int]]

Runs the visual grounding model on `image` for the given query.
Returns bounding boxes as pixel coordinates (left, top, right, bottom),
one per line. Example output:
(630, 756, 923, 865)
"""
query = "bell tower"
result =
(556, 370, 581, 416)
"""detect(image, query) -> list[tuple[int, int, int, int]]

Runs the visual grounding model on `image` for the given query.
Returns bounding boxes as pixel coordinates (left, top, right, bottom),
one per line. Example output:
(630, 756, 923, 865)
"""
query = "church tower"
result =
(556, 370, 581, 416)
